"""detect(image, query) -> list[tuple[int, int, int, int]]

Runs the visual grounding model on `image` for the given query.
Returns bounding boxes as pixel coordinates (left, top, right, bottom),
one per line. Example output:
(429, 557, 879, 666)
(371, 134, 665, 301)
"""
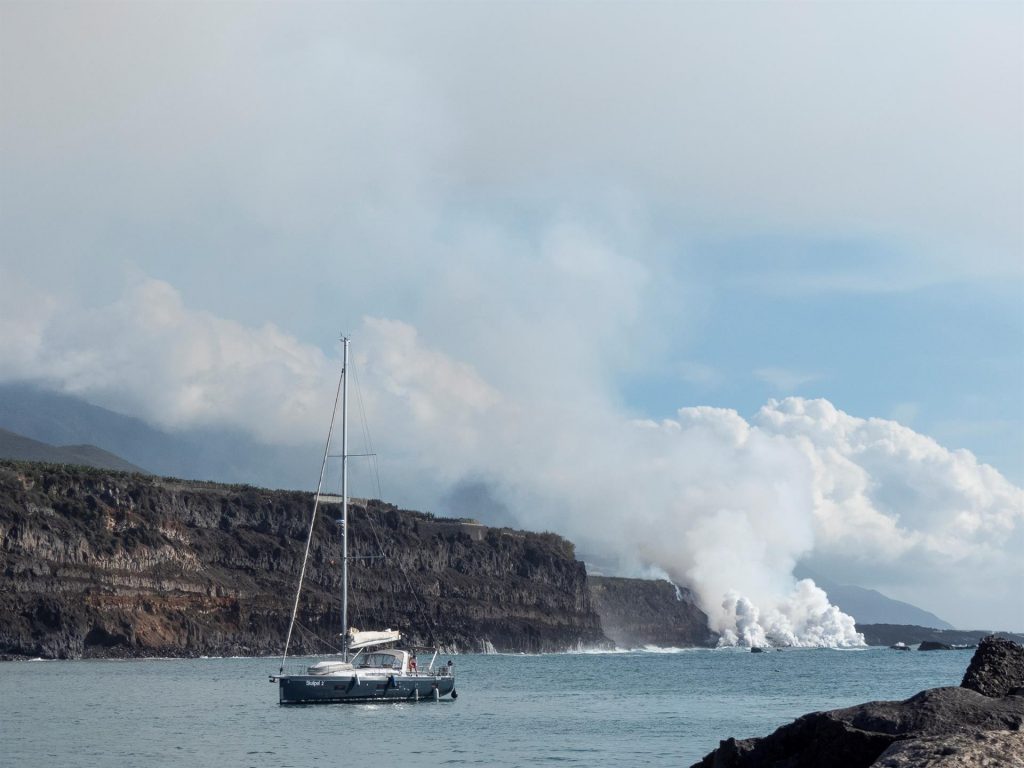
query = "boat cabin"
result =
(307, 649, 417, 677)
(355, 650, 408, 672)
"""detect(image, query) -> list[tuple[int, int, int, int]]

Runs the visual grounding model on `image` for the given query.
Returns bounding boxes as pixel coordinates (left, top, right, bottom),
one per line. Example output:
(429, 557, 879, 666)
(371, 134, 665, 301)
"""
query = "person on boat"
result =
(409, 655, 417, 674)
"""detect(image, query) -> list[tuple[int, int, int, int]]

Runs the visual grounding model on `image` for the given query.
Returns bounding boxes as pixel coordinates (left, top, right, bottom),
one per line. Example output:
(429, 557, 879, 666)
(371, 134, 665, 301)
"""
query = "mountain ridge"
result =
(0, 427, 148, 474)
(0, 382, 318, 489)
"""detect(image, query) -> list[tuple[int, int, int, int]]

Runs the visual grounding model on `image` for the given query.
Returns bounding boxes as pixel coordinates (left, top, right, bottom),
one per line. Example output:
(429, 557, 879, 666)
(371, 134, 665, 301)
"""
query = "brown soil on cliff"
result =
(0, 460, 609, 659)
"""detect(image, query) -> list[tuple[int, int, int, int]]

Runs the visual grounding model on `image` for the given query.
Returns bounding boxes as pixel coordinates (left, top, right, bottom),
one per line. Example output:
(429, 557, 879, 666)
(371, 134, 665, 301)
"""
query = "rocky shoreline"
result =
(856, 623, 1024, 649)
(691, 636, 1024, 768)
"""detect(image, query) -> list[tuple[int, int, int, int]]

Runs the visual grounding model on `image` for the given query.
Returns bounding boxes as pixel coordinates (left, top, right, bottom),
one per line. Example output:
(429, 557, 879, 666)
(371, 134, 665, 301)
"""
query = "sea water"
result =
(1, 647, 973, 768)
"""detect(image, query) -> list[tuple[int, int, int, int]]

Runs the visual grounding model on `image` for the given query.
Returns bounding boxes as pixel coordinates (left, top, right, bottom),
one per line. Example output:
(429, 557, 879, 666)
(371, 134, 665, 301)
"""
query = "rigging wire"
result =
(279, 360, 345, 673)
(350, 360, 442, 646)
(292, 618, 345, 656)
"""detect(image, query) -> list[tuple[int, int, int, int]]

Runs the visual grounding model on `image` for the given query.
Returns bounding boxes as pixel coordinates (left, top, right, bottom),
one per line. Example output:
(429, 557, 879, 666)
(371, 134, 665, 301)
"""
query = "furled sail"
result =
(347, 627, 402, 651)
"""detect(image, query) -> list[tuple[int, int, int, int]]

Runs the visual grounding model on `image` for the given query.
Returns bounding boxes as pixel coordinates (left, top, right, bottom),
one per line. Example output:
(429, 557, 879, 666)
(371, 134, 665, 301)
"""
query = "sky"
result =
(1, 1, 1022, 636)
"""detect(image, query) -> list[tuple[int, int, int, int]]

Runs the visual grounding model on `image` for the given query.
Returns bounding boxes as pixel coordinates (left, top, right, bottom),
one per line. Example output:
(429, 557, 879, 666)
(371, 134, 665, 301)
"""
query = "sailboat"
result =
(270, 337, 457, 704)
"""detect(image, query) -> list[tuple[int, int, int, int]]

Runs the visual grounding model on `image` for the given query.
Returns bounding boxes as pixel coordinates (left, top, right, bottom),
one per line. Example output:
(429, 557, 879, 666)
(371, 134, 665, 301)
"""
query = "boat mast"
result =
(279, 343, 345, 673)
(340, 335, 350, 661)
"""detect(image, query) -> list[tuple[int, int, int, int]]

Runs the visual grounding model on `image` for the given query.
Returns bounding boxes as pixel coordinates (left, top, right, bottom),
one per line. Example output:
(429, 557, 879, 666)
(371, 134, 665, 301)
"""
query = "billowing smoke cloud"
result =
(2, 3, 1021, 640)
(351, 320, 1023, 645)
(2, 278, 1022, 642)
(0, 271, 335, 444)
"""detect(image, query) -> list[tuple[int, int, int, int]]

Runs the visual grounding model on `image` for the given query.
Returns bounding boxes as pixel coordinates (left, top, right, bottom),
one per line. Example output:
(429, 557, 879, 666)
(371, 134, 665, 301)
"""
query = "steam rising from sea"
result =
(355, 319, 1023, 648)
(5, 281, 1021, 642)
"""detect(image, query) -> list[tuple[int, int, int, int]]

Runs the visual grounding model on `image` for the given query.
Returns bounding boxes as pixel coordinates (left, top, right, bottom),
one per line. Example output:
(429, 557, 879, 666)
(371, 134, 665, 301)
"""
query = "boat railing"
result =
(276, 662, 327, 677)
(274, 663, 454, 678)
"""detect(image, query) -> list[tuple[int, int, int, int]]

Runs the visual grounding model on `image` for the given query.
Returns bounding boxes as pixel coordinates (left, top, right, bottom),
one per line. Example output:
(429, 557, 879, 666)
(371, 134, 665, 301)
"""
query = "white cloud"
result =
(0, 2, 1020, 310)
(755, 398, 1024, 625)
(755, 397, 1023, 552)
(0, 276, 336, 444)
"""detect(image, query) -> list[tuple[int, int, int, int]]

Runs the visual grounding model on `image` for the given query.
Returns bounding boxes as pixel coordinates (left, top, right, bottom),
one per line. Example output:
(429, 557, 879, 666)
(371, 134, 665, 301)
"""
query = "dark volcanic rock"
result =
(919, 641, 954, 651)
(694, 717, 894, 768)
(872, 730, 1024, 767)
(961, 635, 1024, 698)
(0, 460, 610, 659)
(858, 624, 1024, 648)
(691, 640, 1024, 768)
(692, 688, 1024, 768)
(588, 575, 716, 648)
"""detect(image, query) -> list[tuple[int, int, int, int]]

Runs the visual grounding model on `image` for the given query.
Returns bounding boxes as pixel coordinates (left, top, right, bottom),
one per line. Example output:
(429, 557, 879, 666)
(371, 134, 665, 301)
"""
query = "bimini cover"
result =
(347, 627, 402, 651)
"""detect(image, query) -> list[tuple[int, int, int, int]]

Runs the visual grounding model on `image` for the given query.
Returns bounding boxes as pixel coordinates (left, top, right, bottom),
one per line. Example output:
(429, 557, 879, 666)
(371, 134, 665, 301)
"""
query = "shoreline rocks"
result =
(918, 641, 955, 651)
(872, 730, 1024, 768)
(961, 635, 1024, 698)
(691, 636, 1024, 768)
(858, 623, 1024, 648)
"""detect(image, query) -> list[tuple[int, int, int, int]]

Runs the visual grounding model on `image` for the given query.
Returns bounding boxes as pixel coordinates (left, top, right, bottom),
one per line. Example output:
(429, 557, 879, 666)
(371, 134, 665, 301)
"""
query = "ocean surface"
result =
(2, 647, 974, 768)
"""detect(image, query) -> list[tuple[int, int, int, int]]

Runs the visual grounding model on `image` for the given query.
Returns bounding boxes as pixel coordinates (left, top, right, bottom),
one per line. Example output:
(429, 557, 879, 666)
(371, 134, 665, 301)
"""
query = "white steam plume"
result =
(350, 322, 1022, 645)
(3, 2, 1022, 642)
(2, 279, 1022, 642)
(355, 321, 1023, 644)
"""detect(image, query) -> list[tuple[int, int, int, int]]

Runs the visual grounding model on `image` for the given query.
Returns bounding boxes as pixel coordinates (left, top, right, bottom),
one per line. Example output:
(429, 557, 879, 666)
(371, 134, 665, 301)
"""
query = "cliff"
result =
(588, 575, 717, 648)
(0, 460, 609, 659)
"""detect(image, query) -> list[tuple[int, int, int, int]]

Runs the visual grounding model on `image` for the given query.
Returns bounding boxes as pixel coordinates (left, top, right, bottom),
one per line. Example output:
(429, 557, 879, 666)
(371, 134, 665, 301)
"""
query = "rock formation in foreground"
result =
(0, 460, 609, 659)
(961, 636, 1024, 698)
(692, 636, 1024, 768)
(588, 575, 716, 648)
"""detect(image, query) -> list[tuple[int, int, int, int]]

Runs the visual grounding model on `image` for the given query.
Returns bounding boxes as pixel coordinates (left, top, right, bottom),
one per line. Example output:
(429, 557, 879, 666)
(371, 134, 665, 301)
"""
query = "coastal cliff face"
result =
(588, 575, 717, 648)
(0, 461, 608, 659)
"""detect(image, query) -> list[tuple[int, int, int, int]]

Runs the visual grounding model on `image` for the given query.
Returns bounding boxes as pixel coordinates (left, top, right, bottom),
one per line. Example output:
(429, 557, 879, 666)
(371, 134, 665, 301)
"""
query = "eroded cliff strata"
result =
(589, 575, 717, 648)
(0, 461, 609, 659)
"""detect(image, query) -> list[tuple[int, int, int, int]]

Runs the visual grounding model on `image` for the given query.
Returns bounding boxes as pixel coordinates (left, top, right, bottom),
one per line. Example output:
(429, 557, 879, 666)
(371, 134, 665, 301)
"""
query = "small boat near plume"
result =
(270, 336, 456, 704)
